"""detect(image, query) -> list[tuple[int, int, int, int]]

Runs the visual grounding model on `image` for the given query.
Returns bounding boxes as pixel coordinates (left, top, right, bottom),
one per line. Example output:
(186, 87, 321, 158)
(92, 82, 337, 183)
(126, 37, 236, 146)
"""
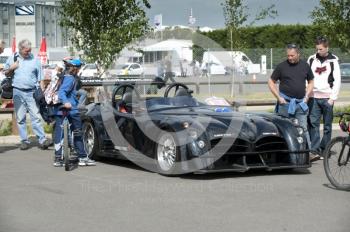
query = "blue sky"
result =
(146, 0, 320, 28)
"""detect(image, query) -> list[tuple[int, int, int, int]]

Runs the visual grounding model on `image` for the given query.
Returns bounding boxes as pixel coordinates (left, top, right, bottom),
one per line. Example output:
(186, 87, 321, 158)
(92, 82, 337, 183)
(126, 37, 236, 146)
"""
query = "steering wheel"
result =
(164, 82, 189, 97)
(112, 84, 140, 107)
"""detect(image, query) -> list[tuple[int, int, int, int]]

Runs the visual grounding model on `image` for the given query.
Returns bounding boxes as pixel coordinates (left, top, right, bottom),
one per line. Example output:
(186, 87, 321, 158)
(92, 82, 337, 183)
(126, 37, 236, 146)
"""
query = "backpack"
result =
(33, 88, 54, 124)
(44, 73, 64, 105)
(0, 53, 19, 99)
(309, 57, 334, 88)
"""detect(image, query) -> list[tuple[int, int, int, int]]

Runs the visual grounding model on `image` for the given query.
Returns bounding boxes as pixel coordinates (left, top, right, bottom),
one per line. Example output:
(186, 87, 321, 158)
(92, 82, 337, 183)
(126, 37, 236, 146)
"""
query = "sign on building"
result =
(15, 5, 36, 47)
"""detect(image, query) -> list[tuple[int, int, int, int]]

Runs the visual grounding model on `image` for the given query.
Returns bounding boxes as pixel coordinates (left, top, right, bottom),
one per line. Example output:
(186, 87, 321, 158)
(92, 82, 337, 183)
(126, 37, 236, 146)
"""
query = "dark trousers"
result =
(163, 72, 176, 83)
(308, 98, 333, 153)
(53, 113, 86, 158)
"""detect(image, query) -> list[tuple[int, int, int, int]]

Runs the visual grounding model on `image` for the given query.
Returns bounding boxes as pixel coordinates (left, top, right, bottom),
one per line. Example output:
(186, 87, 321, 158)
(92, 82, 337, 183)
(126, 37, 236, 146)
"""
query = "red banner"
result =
(11, 36, 16, 54)
(38, 37, 48, 65)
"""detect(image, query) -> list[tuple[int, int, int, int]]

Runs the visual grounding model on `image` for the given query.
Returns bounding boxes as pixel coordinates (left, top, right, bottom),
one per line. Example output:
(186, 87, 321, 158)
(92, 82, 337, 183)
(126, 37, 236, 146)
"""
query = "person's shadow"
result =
(0, 135, 53, 154)
(0, 145, 18, 153)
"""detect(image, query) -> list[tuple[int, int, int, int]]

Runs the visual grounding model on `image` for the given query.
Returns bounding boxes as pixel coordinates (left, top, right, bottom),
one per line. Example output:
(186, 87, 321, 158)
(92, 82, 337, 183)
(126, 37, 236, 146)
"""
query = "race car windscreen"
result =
(146, 96, 202, 111)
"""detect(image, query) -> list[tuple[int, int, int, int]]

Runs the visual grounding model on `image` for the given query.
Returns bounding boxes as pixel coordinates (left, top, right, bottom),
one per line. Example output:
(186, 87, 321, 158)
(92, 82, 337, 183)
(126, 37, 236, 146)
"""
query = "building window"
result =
(15, 5, 35, 16)
(3, 19, 8, 25)
(3, 33, 9, 40)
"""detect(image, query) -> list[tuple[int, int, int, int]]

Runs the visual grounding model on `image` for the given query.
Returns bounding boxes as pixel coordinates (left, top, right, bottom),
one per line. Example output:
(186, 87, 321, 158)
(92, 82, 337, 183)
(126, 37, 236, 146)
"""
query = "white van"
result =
(202, 51, 252, 75)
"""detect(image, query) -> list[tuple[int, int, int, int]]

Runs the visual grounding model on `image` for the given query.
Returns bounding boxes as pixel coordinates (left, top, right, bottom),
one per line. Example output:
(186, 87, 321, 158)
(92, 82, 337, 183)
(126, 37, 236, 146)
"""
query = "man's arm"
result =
(4, 61, 19, 77)
(58, 76, 74, 109)
(329, 60, 341, 104)
(305, 61, 314, 102)
(36, 59, 45, 89)
(268, 78, 286, 104)
(305, 79, 314, 102)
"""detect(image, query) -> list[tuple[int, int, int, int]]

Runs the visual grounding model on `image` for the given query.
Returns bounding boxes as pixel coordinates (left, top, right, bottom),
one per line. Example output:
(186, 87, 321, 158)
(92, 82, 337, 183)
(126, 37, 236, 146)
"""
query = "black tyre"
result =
(63, 120, 70, 171)
(323, 136, 350, 191)
(82, 121, 99, 160)
(155, 132, 181, 176)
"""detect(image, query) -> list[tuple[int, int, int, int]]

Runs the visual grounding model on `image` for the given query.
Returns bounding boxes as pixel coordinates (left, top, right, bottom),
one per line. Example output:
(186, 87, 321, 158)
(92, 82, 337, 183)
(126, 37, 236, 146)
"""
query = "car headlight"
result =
(197, 140, 205, 148)
(291, 118, 299, 126)
(182, 122, 198, 138)
(189, 130, 198, 139)
(297, 137, 304, 144)
(296, 127, 304, 135)
(182, 122, 190, 128)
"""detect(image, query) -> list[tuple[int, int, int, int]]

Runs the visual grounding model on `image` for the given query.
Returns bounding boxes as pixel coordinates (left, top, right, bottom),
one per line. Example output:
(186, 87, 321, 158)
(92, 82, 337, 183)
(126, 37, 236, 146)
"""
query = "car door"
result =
(111, 86, 146, 155)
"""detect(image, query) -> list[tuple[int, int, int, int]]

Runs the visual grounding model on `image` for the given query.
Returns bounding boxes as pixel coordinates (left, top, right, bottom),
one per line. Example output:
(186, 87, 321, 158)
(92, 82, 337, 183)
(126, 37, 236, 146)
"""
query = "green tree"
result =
(311, 0, 350, 52)
(221, 0, 277, 49)
(59, 0, 151, 71)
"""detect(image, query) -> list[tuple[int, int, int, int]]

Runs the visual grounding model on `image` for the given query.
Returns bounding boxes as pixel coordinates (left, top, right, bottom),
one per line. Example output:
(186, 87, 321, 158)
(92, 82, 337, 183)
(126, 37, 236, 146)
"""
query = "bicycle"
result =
(323, 112, 350, 191)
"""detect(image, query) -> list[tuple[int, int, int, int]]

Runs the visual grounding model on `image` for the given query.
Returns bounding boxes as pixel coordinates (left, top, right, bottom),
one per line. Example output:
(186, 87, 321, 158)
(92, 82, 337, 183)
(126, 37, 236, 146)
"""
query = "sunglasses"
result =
(287, 43, 299, 49)
(316, 36, 327, 41)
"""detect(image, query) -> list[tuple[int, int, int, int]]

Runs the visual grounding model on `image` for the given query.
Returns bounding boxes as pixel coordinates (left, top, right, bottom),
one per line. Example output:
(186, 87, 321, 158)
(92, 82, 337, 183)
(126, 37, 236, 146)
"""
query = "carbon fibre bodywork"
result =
(81, 83, 310, 174)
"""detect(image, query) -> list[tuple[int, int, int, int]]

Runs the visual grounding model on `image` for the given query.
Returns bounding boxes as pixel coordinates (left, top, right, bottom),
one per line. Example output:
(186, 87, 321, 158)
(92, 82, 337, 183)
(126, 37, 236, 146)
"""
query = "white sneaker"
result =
(78, 158, 96, 166)
(53, 158, 63, 167)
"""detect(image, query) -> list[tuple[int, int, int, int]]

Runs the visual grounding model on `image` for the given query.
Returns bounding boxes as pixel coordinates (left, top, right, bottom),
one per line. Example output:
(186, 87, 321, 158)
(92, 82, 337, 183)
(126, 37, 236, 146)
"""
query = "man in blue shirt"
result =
(4, 39, 50, 150)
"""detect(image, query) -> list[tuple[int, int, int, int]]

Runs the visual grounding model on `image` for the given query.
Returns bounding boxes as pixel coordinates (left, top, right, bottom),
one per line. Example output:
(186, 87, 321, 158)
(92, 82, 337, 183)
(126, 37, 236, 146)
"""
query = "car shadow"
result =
(97, 157, 154, 174)
(96, 156, 311, 179)
(181, 168, 311, 180)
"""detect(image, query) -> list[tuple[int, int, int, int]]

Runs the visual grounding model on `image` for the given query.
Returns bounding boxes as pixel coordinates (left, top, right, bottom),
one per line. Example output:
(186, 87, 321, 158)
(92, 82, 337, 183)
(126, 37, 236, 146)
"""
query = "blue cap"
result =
(65, 58, 83, 67)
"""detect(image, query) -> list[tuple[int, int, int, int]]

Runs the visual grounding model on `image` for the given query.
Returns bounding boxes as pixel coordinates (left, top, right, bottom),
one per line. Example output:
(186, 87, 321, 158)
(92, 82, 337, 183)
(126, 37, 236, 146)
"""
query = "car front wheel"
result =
(82, 121, 99, 160)
(156, 132, 180, 175)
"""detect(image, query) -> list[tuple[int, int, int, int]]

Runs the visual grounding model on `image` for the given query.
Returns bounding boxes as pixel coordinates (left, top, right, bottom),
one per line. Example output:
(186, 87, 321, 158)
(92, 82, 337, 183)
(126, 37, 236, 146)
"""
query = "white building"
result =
(142, 39, 193, 63)
(0, 1, 67, 48)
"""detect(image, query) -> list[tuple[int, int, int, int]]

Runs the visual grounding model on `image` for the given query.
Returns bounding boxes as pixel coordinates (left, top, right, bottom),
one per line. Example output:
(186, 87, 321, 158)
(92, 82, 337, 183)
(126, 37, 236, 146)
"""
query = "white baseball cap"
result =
(57, 61, 65, 70)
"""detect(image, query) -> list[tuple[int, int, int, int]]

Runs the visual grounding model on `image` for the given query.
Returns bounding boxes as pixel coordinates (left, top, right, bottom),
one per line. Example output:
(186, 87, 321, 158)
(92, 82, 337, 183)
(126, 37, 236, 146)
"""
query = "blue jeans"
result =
(77, 89, 87, 106)
(278, 102, 311, 149)
(53, 113, 87, 158)
(308, 98, 333, 152)
(13, 88, 47, 144)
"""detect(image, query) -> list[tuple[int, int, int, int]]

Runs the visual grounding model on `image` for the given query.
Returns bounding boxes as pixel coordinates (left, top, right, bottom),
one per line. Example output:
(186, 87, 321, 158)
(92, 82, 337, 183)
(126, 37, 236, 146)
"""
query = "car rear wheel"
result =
(82, 121, 99, 160)
(156, 132, 180, 175)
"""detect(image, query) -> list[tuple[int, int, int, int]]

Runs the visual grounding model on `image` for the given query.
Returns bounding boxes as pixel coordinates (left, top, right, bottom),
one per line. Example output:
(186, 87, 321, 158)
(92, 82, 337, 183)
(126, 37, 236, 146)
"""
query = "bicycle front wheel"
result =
(323, 136, 350, 191)
(63, 120, 70, 171)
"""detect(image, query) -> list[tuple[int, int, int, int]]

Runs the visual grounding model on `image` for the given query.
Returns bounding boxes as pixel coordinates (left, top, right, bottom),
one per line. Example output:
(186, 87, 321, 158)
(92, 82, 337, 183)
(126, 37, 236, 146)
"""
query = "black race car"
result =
(81, 82, 310, 175)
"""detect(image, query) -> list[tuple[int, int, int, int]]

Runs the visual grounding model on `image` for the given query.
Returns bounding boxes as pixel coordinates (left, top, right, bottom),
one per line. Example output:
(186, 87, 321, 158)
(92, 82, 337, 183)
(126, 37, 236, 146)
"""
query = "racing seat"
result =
(175, 88, 191, 97)
(118, 91, 136, 113)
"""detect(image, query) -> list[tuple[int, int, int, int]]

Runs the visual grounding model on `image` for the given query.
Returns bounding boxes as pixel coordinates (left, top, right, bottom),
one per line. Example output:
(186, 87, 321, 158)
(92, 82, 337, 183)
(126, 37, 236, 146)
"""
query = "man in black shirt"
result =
(268, 44, 314, 162)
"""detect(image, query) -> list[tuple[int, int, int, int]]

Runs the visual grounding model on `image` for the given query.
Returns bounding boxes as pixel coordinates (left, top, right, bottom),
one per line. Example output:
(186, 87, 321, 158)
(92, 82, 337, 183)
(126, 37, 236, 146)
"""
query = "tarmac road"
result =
(0, 130, 349, 232)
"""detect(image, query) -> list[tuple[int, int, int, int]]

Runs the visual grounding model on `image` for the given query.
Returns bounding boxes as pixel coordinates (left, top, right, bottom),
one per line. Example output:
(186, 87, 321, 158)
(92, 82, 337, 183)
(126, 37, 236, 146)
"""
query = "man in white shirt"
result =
(307, 36, 341, 161)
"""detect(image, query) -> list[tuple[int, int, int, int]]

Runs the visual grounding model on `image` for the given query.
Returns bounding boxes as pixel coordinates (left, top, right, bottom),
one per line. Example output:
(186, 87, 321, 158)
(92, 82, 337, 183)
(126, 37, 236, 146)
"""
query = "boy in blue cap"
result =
(53, 58, 96, 167)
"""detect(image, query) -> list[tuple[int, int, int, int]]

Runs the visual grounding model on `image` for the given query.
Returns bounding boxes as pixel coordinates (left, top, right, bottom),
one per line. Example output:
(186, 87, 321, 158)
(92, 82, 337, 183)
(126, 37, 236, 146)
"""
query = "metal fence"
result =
(192, 47, 350, 71)
(130, 47, 350, 79)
